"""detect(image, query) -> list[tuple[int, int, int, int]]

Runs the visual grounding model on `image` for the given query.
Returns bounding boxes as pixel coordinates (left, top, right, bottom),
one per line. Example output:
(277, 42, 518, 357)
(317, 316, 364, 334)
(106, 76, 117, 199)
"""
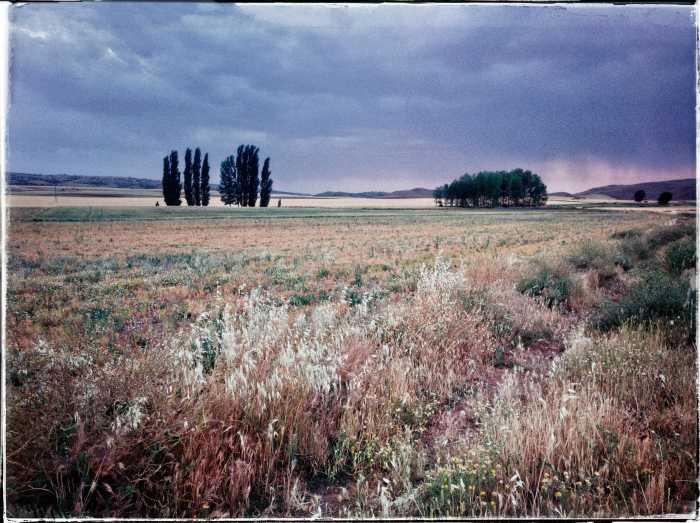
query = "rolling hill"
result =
(7, 172, 695, 201)
(575, 178, 696, 201)
(9, 172, 162, 189)
(314, 187, 433, 198)
(7, 172, 309, 196)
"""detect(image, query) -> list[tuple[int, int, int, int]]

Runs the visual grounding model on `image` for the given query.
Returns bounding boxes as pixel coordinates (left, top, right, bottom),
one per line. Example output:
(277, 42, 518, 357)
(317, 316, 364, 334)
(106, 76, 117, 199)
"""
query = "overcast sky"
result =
(8, 3, 696, 193)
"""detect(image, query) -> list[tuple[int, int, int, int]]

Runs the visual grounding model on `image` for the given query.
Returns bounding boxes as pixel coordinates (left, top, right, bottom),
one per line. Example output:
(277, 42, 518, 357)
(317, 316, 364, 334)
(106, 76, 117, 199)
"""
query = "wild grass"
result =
(5, 208, 696, 518)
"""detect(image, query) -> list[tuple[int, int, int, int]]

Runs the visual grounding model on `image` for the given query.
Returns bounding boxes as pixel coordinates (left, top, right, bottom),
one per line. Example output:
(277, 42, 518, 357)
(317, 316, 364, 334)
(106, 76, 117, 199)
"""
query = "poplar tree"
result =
(183, 148, 194, 206)
(260, 157, 272, 207)
(235, 145, 249, 206)
(248, 145, 260, 207)
(161, 155, 170, 204)
(166, 150, 182, 206)
(219, 155, 237, 206)
(201, 153, 210, 206)
(192, 148, 202, 206)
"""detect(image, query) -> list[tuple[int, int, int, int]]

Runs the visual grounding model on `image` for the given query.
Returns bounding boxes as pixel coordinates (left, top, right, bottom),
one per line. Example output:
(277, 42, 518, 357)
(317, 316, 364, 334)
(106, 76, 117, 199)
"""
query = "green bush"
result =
(289, 293, 315, 306)
(567, 240, 611, 270)
(646, 223, 694, 250)
(516, 266, 571, 308)
(665, 239, 696, 275)
(610, 228, 643, 240)
(591, 271, 695, 334)
(516, 323, 553, 347)
(613, 253, 633, 271)
(618, 236, 651, 262)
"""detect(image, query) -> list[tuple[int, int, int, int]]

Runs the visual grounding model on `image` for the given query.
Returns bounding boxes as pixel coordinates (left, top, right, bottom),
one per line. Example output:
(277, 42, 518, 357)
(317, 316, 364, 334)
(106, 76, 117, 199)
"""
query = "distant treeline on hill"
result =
(576, 178, 696, 201)
(8, 172, 162, 189)
(314, 188, 434, 198)
(434, 169, 547, 208)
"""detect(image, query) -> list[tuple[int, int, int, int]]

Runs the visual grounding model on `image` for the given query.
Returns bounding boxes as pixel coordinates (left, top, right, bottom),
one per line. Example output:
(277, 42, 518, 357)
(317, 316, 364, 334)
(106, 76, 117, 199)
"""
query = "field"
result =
(8, 186, 696, 214)
(7, 186, 438, 209)
(5, 205, 697, 518)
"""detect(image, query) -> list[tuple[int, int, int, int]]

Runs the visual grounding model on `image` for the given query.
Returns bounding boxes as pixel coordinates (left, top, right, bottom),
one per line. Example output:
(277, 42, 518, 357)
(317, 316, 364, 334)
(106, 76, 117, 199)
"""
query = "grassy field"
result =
(7, 185, 697, 212)
(8, 186, 440, 209)
(5, 205, 697, 518)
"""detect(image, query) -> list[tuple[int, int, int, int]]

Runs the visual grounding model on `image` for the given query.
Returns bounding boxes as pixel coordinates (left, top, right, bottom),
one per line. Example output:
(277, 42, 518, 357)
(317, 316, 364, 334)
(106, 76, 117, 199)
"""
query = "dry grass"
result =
(8, 193, 438, 208)
(9, 188, 694, 214)
(5, 207, 696, 518)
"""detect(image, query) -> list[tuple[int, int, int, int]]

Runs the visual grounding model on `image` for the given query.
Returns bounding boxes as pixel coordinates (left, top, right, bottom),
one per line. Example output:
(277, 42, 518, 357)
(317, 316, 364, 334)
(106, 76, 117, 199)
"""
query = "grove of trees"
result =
(634, 189, 646, 203)
(162, 147, 211, 206)
(433, 169, 547, 208)
(219, 144, 273, 207)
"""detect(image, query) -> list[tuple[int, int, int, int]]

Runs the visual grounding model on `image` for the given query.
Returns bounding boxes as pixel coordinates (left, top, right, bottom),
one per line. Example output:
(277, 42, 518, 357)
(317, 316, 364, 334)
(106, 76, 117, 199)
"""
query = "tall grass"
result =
(7, 217, 696, 518)
(8, 259, 499, 516)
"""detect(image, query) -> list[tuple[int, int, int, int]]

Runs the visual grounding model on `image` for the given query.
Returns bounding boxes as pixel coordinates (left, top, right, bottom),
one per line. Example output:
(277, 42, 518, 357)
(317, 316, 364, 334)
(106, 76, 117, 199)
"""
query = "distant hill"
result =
(576, 178, 696, 201)
(314, 187, 433, 199)
(9, 172, 162, 189)
(9, 171, 694, 201)
(271, 190, 312, 196)
(7, 172, 309, 196)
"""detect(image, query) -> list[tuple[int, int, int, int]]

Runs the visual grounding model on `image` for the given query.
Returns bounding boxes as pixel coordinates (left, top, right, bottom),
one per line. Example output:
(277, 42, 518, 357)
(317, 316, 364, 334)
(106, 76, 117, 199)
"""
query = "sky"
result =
(8, 3, 696, 194)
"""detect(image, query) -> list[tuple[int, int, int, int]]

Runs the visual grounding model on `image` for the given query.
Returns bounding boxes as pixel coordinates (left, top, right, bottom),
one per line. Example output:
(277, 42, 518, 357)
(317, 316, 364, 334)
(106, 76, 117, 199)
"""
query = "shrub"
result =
(465, 327, 698, 517)
(289, 294, 312, 306)
(516, 264, 571, 308)
(612, 253, 633, 271)
(591, 271, 695, 335)
(567, 240, 611, 270)
(610, 228, 642, 240)
(421, 447, 505, 517)
(618, 235, 651, 262)
(567, 240, 618, 284)
(645, 223, 694, 250)
(516, 323, 553, 347)
(664, 239, 696, 275)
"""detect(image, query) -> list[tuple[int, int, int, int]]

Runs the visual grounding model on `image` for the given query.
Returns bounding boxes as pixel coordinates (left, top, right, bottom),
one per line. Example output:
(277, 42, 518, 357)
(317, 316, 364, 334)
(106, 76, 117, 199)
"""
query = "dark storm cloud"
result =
(8, 4, 695, 193)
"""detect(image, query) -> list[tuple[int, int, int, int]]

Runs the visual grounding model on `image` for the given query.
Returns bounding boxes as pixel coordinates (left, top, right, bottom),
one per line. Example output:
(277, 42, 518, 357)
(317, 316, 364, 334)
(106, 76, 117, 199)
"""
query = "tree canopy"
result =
(200, 153, 210, 207)
(658, 191, 673, 205)
(434, 169, 547, 208)
(162, 150, 182, 206)
(220, 144, 268, 207)
(260, 157, 273, 207)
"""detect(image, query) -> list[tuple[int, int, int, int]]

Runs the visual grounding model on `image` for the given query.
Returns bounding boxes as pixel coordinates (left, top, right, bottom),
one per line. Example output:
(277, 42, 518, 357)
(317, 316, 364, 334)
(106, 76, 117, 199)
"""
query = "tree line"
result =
(634, 189, 673, 205)
(433, 169, 547, 208)
(162, 147, 210, 206)
(219, 144, 273, 207)
(161, 144, 273, 207)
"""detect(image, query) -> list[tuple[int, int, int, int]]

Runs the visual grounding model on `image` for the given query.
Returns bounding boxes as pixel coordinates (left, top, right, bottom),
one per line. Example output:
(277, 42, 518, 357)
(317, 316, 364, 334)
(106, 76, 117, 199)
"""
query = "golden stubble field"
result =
(8, 190, 695, 216)
(5, 207, 697, 519)
(7, 194, 439, 208)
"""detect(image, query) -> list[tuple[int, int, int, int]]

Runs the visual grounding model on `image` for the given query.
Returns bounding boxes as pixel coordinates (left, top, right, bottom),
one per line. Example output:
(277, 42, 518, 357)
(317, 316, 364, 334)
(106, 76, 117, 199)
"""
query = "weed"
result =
(664, 239, 696, 275)
(516, 263, 571, 308)
(591, 271, 694, 334)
